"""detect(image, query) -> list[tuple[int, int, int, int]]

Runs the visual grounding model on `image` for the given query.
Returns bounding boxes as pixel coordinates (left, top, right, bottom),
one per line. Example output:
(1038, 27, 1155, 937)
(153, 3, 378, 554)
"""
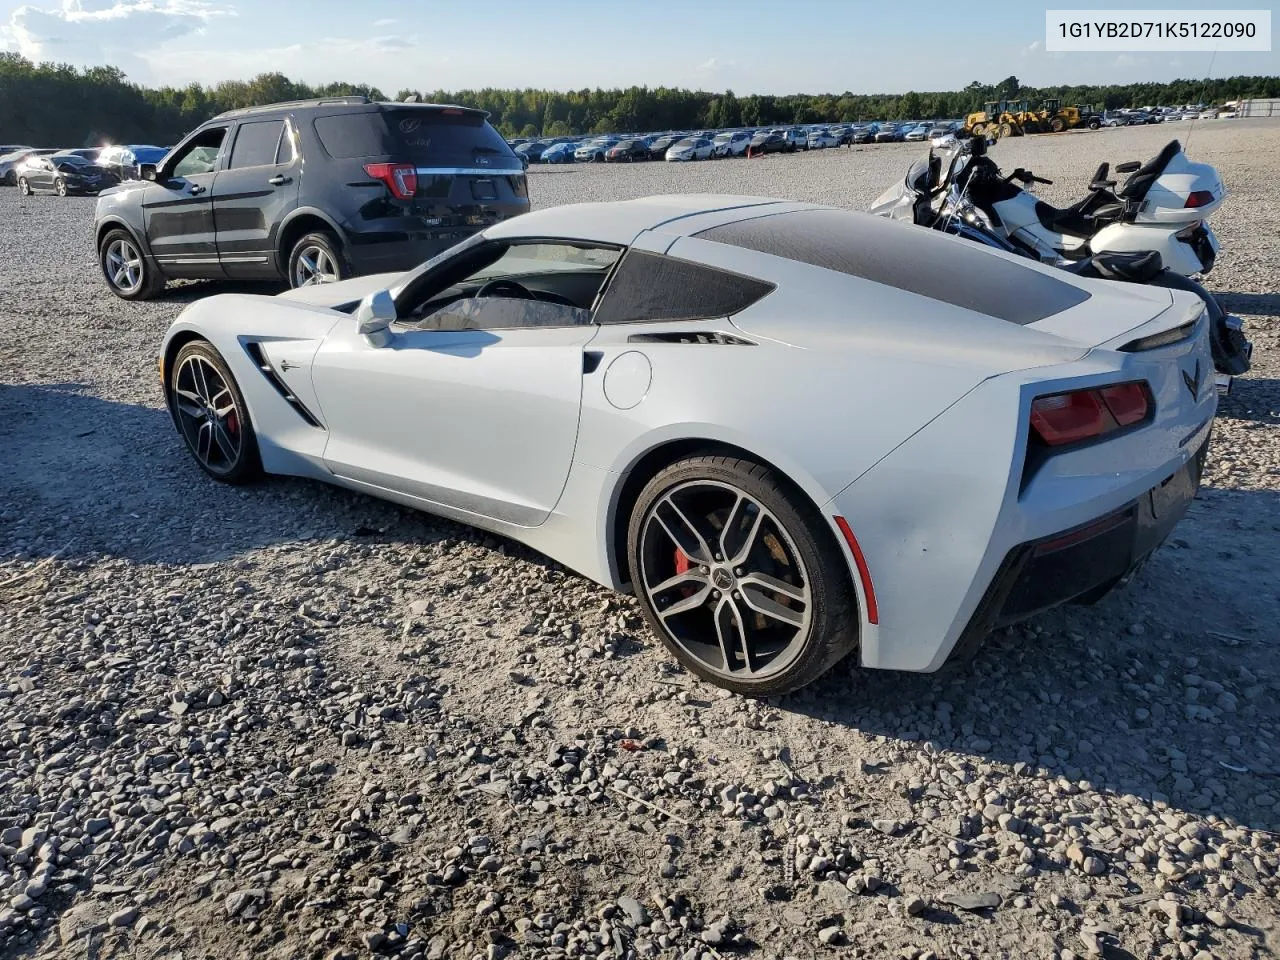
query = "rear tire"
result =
(1088, 119, 1101, 130)
(168, 340, 262, 484)
(627, 454, 860, 696)
(99, 228, 164, 301)
(1050, 118, 1067, 133)
(288, 230, 348, 289)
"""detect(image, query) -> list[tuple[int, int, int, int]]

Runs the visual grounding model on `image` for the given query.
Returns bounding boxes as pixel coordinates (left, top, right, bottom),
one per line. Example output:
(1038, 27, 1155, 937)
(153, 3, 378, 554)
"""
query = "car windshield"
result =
(55, 155, 90, 166)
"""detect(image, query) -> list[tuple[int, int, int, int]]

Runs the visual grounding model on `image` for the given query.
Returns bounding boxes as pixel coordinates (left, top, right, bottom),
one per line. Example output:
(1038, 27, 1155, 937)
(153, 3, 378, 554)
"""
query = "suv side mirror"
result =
(141, 163, 159, 181)
(356, 290, 397, 347)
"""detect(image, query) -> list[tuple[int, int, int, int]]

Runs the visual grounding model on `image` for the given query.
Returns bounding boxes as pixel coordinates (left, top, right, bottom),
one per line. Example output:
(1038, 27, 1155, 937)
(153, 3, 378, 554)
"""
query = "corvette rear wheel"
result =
(168, 340, 261, 484)
(628, 455, 859, 695)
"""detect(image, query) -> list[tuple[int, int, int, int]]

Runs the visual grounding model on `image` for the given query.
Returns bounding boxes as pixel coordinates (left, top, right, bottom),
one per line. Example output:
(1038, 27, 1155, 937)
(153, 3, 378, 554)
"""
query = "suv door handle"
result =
(268, 174, 291, 186)
(188, 183, 205, 195)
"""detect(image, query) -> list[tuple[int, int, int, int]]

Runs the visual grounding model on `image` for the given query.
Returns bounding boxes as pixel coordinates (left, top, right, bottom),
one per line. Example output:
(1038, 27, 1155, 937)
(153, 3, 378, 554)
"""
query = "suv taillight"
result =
(1030, 382, 1152, 446)
(363, 162, 417, 200)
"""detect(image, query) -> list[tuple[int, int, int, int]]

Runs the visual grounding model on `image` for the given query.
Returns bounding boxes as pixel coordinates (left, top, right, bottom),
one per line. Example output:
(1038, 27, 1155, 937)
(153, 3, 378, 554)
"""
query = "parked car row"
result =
(509, 120, 968, 164)
(0, 142, 172, 195)
(1100, 105, 1237, 126)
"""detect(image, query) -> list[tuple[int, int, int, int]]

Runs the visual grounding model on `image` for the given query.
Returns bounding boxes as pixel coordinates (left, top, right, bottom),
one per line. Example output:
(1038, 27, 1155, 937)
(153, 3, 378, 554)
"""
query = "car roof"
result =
(484, 195, 819, 246)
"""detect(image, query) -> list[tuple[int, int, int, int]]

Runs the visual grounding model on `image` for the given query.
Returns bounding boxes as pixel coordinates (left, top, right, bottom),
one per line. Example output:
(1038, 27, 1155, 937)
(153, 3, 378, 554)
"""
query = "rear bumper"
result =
(952, 434, 1208, 659)
(344, 205, 528, 274)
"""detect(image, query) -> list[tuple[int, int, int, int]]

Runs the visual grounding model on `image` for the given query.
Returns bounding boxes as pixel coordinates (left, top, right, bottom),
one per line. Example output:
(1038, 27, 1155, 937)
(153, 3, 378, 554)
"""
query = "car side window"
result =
(403, 241, 622, 332)
(227, 120, 285, 170)
(169, 127, 227, 179)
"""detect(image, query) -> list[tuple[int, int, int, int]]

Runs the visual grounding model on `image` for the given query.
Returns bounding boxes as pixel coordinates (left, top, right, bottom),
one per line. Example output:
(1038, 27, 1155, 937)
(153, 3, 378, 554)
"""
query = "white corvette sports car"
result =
(161, 195, 1216, 694)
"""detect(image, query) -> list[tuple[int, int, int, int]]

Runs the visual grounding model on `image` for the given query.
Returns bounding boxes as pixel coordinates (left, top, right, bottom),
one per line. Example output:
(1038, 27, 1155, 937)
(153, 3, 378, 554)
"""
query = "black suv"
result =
(93, 97, 529, 300)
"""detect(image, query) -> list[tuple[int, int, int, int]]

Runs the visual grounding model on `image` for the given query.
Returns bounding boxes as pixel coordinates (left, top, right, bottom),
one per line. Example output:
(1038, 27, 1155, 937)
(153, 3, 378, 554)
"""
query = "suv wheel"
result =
(289, 231, 347, 288)
(99, 229, 164, 301)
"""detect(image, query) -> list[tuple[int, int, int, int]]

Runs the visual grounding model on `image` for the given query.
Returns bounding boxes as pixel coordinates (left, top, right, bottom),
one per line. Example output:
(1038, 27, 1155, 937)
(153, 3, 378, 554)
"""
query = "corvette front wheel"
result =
(168, 340, 262, 484)
(628, 455, 859, 695)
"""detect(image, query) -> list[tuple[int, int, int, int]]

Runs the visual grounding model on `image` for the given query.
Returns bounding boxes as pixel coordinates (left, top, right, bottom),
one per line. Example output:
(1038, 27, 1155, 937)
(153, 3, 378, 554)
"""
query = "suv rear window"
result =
(313, 108, 516, 167)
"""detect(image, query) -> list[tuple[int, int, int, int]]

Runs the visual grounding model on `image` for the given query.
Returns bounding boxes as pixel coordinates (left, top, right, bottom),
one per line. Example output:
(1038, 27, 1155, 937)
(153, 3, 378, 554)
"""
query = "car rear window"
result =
(695, 209, 1090, 325)
(593, 250, 775, 324)
(313, 108, 516, 167)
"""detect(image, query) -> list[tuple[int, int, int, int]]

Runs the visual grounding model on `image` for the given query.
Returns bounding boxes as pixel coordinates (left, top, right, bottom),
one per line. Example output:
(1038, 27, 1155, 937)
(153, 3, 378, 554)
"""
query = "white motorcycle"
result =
(868, 138, 1251, 378)
(951, 137, 1223, 277)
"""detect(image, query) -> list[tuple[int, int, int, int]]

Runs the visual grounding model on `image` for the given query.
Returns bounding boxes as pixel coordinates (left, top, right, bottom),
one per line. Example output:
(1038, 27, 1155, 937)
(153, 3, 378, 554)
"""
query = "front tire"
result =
(168, 340, 262, 484)
(627, 454, 860, 696)
(18, 177, 30, 195)
(288, 231, 347, 288)
(55, 178, 67, 197)
(99, 228, 164, 301)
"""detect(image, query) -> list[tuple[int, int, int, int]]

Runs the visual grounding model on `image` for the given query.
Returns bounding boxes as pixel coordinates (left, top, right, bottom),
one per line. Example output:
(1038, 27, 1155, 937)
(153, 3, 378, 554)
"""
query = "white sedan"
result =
(666, 137, 714, 161)
(160, 195, 1216, 694)
(806, 128, 840, 149)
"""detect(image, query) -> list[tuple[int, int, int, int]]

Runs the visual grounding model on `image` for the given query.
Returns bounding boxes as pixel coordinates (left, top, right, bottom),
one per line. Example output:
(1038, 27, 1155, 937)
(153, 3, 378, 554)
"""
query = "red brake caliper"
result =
(674, 548, 698, 598)
(225, 411, 239, 435)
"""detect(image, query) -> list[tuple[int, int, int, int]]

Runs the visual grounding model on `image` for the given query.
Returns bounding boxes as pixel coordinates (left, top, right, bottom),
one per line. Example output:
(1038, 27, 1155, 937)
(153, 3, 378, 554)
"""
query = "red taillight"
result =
(1184, 190, 1214, 208)
(363, 162, 417, 200)
(1031, 391, 1109, 445)
(1098, 382, 1150, 425)
(1030, 383, 1152, 446)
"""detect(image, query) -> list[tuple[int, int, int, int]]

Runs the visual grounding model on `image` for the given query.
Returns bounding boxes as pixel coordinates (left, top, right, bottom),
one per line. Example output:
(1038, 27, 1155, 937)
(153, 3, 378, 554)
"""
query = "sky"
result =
(1, 0, 1276, 94)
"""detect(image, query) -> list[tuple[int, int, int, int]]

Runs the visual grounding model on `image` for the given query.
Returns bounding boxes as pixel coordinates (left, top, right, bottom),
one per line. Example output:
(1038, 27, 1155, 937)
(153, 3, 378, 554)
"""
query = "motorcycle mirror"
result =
(1115, 160, 1141, 173)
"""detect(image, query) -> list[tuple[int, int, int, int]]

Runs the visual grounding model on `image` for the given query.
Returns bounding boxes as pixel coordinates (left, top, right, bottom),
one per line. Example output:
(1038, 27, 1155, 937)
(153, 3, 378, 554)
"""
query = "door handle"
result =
(268, 174, 291, 186)
(188, 183, 205, 195)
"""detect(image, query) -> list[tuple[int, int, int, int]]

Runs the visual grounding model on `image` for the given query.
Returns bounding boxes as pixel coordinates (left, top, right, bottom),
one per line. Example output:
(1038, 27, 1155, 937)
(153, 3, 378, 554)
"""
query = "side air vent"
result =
(243, 341, 323, 428)
(627, 331, 756, 346)
(1118, 317, 1199, 353)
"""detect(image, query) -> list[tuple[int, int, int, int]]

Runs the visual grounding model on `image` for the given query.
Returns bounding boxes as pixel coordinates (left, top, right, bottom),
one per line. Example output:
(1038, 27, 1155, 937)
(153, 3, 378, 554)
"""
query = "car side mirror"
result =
(520, 154, 530, 170)
(1115, 160, 1141, 174)
(141, 163, 159, 181)
(356, 290, 397, 347)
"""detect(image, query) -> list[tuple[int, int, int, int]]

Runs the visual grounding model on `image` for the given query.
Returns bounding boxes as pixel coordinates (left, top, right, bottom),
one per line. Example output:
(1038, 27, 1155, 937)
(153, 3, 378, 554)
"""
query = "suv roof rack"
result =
(211, 96, 372, 120)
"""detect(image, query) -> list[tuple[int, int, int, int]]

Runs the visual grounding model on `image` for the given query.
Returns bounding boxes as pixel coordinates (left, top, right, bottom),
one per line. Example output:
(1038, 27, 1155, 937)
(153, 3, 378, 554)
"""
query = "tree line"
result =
(2, 53, 1277, 147)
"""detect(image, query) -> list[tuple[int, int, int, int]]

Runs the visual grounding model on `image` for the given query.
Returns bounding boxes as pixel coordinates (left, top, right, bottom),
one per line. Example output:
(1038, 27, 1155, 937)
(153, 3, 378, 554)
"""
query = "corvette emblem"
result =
(1181, 359, 1202, 400)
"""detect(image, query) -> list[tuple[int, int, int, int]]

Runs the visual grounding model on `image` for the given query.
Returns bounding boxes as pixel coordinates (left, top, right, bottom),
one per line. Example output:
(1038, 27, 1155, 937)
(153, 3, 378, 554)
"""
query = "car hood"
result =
(97, 179, 149, 199)
(275, 273, 404, 307)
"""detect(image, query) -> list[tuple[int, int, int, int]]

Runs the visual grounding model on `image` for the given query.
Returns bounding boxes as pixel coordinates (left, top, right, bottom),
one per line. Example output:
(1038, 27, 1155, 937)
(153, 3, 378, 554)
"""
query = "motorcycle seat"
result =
(1090, 250, 1165, 282)
(1033, 199, 1099, 239)
(1118, 140, 1181, 201)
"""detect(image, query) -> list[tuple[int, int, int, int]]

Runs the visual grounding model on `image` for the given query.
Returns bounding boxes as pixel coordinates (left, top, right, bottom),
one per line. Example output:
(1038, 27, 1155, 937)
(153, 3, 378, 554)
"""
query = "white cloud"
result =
(142, 34, 436, 87)
(5, 0, 233, 75)
(1026, 40, 1041, 52)
(694, 56, 736, 75)
(372, 17, 397, 26)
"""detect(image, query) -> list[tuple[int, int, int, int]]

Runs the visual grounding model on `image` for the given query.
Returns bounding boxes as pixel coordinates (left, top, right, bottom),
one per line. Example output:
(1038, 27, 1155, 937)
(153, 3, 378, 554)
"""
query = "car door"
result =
(211, 117, 301, 278)
(311, 239, 621, 527)
(142, 126, 227, 279)
(29, 158, 52, 189)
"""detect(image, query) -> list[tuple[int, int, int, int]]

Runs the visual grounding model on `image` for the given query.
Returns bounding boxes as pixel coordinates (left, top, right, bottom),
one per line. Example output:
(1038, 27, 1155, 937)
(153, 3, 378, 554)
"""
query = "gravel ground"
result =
(1, 119, 1278, 960)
